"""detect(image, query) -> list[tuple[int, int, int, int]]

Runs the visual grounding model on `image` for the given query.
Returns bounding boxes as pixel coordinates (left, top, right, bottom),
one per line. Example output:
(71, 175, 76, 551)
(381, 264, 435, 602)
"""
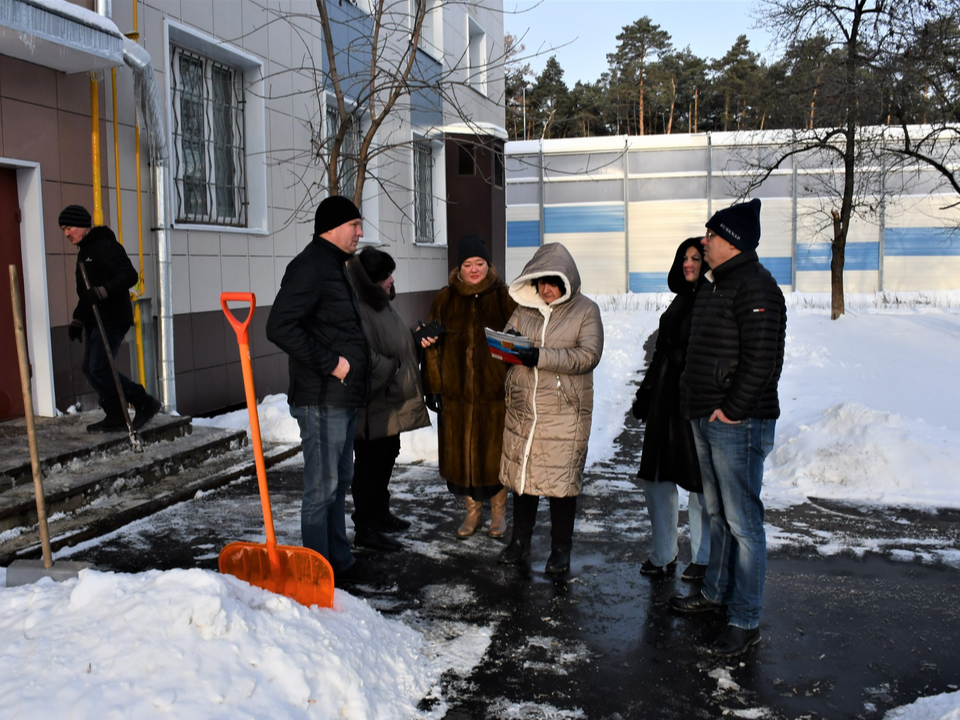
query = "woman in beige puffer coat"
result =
(497, 243, 603, 575)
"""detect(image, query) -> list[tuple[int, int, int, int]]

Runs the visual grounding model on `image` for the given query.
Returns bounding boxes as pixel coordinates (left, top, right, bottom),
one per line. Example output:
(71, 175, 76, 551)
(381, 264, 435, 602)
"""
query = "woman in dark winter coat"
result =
(632, 237, 711, 579)
(423, 235, 517, 540)
(498, 243, 603, 576)
(347, 247, 431, 553)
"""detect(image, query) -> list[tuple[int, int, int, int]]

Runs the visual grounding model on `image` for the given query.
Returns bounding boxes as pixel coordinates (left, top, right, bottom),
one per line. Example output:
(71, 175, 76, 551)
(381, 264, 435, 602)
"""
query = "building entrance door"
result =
(0, 168, 26, 420)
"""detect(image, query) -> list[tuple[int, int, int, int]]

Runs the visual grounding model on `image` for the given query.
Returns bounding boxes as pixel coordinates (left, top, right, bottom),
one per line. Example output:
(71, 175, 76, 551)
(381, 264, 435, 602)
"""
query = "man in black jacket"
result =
(668, 199, 786, 658)
(60, 205, 161, 433)
(266, 196, 371, 580)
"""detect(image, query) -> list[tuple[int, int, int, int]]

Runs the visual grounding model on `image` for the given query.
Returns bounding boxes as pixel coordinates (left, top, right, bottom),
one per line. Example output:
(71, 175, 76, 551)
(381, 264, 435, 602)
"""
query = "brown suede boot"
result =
(488, 489, 508, 538)
(456, 496, 483, 538)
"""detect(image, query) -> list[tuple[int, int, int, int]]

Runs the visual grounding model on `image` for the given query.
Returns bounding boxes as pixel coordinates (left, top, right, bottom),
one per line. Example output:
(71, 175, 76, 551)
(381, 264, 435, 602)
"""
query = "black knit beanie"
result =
(358, 246, 396, 284)
(59, 205, 92, 228)
(457, 234, 490, 266)
(314, 196, 361, 237)
(706, 198, 762, 252)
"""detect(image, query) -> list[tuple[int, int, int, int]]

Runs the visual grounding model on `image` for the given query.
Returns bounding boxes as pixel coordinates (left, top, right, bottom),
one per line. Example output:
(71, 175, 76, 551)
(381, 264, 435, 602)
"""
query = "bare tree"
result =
(741, 0, 960, 319)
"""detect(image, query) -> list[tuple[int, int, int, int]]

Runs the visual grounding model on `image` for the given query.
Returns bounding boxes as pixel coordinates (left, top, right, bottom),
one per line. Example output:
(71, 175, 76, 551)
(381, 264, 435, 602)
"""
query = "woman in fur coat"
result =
(423, 235, 517, 539)
(497, 243, 603, 575)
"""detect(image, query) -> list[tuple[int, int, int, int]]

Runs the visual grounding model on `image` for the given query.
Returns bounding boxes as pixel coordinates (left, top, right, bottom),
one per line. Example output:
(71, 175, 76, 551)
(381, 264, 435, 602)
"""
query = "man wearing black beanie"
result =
(669, 198, 786, 658)
(59, 204, 162, 433)
(266, 195, 375, 584)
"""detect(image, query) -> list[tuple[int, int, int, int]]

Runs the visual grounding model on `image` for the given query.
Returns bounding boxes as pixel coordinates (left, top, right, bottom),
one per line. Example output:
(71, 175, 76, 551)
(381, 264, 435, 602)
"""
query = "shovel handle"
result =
(220, 292, 280, 569)
(221, 292, 256, 345)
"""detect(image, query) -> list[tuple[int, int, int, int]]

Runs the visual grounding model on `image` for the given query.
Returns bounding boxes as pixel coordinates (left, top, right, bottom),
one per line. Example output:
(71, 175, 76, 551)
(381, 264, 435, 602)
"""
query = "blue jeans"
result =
(82, 325, 143, 407)
(691, 417, 776, 630)
(687, 491, 711, 565)
(289, 403, 357, 572)
(641, 478, 711, 567)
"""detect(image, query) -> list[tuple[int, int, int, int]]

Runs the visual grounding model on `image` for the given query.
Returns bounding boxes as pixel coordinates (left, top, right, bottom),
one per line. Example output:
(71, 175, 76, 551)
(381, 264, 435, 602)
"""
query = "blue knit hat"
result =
(706, 198, 761, 252)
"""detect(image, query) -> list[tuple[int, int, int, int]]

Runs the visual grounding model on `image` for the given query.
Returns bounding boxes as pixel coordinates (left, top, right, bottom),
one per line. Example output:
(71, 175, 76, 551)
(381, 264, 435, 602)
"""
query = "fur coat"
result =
(424, 265, 517, 500)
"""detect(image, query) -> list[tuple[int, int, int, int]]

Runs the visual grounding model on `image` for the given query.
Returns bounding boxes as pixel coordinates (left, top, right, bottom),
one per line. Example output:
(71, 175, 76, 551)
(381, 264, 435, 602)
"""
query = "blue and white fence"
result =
(505, 132, 960, 294)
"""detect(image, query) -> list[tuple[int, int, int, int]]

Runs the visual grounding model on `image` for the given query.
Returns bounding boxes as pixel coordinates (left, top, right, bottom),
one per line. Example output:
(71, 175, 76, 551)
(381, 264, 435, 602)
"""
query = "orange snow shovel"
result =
(218, 292, 334, 609)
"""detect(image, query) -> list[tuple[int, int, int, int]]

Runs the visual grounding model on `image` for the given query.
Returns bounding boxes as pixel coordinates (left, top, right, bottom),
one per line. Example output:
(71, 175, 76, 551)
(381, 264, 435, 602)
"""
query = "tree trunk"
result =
(667, 77, 675, 135)
(723, 93, 729, 132)
(830, 210, 846, 320)
(639, 73, 645, 136)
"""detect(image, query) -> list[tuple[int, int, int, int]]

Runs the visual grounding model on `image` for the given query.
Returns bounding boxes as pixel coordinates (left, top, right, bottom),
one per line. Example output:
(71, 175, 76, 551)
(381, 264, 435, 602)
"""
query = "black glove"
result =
(68, 319, 84, 343)
(77, 286, 108, 315)
(632, 385, 651, 421)
(424, 394, 443, 413)
(515, 347, 539, 368)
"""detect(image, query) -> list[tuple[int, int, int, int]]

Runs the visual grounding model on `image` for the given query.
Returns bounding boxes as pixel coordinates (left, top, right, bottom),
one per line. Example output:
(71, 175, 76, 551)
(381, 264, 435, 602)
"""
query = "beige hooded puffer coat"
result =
(500, 243, 604, 497)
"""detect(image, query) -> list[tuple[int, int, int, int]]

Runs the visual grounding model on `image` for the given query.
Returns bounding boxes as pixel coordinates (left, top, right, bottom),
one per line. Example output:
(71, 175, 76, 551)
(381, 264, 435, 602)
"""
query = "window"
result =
(458, 143, 476, 175)
(417, 0, 441, 58)
(326, 104, 363, 204)
(467, 16, 486, 94)
(170, 45, 247, 226)
(413, 138, 435, 243)
(494, 146, 504, 188)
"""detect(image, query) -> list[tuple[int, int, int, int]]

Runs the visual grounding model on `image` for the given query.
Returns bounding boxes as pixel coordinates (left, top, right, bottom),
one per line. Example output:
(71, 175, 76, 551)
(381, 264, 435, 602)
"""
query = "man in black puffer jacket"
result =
(668, 198, 786, 659)
(61, 205, 162, 433)
(267, 196, 371, 581)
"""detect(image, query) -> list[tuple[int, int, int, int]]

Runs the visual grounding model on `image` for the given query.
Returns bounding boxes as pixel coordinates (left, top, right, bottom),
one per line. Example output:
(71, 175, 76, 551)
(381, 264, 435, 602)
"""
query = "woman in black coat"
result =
(632, 237, 711, 579)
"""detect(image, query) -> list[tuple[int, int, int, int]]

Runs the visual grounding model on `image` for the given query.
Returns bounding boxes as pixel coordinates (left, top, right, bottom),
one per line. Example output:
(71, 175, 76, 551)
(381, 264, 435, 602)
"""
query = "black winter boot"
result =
(86, 398, 126, 433)
(497, 536, 531, 565)
(132, 392, 162, 431)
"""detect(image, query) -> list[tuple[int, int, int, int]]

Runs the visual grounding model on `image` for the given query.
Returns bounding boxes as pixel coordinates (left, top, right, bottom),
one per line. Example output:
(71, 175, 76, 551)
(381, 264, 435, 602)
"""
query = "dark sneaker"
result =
(639, 557, 677, 577)
(132, 395, 162, 431)
(353, 527, 403, 552)
(668, 593, 726, 614)
(544, 548, 570, 575)
(497, 537, 530, 565)
(681, 562, 708, 581)
(335, 559, 387, 587)
(380, 513, 411, 533)
(705, 625, 761, 657)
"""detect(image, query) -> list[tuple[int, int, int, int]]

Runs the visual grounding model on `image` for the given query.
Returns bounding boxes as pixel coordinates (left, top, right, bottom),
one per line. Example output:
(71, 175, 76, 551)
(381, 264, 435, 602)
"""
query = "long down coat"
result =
(500, 243, 604, 498)
(424, 265, 517, 500)
(347, 258, 430, 442)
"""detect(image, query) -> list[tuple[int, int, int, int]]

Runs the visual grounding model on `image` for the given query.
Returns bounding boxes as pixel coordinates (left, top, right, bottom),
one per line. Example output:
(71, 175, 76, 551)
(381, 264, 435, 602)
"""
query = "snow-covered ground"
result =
(3, 294, 960, 719)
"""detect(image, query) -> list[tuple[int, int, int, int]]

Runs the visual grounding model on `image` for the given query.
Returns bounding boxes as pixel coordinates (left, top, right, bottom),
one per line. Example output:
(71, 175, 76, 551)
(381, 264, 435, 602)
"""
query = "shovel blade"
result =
(219, 541, 335, 609)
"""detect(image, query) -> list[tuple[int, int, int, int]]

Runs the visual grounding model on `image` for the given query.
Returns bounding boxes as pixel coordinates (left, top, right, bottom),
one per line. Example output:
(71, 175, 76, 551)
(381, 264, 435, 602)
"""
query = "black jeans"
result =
(352, 434, 401, 531)
(82, 325, 145, 408)
(511, 493, 577, 551)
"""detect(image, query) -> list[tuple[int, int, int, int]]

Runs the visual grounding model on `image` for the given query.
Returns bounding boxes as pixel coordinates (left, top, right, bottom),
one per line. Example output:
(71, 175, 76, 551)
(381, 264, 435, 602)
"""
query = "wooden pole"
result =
(8, 265, 53, 569)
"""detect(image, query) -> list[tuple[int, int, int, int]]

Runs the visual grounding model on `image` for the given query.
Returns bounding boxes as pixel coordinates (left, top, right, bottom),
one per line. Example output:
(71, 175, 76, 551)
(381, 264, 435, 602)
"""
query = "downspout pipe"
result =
(121, 37, 176, 413)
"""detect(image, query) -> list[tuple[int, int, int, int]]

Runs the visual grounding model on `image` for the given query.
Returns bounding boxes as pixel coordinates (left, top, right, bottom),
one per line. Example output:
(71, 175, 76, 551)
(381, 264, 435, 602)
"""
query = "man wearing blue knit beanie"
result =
(668, 198, 787, 658)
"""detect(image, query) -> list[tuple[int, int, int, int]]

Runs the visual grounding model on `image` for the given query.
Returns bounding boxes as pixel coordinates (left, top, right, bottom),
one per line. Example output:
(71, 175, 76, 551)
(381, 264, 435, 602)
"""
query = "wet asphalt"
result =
(58, 415, 960, 720)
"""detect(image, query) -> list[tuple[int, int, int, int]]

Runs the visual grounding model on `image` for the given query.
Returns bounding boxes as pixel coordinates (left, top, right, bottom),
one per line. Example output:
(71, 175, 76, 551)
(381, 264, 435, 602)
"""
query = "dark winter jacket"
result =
(634, 237, 705, 492)
(266, 237, 370, 408)
(423, 265, 517, 500)
(680, 250, 786, 421)
(347, 258, 430, 441)
(73, 226, 138, 329)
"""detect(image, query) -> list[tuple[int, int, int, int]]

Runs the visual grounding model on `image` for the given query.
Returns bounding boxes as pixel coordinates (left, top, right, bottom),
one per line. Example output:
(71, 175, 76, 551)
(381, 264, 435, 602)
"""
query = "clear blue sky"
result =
(504, 0, 776, 86)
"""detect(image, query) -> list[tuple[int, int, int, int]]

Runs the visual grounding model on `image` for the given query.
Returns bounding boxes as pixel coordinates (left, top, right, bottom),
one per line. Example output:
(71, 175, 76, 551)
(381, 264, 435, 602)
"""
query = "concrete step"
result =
(0, 412, 302, 565)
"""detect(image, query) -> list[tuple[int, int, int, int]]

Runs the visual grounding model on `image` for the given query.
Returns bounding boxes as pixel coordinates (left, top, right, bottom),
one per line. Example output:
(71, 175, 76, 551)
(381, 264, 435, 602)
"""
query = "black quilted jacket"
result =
(266, 237, 370, 408)
(73, 226, 138, 330)
(680, 250, 786, 420)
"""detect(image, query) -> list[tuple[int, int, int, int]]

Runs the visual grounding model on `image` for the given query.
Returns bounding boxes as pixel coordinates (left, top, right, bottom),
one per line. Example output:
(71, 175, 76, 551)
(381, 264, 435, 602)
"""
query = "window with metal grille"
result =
(326, 105, 362, 204)
(170, 46, 247, 226)
(413, 139, 435, 243)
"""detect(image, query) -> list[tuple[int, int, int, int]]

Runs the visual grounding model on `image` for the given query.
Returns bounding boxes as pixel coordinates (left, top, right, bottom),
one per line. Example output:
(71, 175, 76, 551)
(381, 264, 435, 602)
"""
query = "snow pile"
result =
(885, 691, 960, 720)
(0, 568, 482, 719)
(765, 401, 960, 509)
(192, 393, 300, 444)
